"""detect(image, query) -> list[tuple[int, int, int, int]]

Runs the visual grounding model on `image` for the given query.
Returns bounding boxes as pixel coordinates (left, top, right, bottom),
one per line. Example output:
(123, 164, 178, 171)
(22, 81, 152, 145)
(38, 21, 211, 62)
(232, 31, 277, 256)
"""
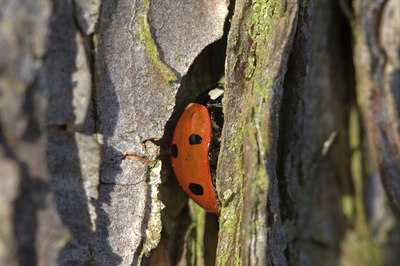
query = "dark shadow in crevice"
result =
(204, 212, 219, 266)
(152, 42, 221, 266)
(152, 2, 233, 262)
(276, 27, 304, 224)
(21, 80, 42, 142)
(276, 0, 357, 263)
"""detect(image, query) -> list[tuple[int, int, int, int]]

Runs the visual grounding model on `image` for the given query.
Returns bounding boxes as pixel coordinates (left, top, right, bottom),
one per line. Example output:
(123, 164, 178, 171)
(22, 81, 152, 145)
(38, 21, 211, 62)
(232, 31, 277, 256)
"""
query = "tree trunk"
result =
(1, 0, 400, 265)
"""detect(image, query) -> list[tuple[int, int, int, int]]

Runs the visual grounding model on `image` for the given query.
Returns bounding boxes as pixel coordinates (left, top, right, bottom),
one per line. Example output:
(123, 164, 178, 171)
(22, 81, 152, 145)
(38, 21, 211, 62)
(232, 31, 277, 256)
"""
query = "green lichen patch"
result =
(218, 205, 243, 266)
(247, 0, 285, 41)
(138, 1, 177, 87)
(142, 160, 165, 256)
(216, 115, 246, 265)
(217, 0, 296, 263)
(244, 0, 286, 78)
(245, 55, 256, 79)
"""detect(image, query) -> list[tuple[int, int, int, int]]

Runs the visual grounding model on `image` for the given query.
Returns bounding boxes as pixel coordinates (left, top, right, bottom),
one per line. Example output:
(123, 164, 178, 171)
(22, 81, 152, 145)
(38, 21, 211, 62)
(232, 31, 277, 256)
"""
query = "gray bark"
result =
(1, 0, 400, 265)
(0, 0, 227, 265)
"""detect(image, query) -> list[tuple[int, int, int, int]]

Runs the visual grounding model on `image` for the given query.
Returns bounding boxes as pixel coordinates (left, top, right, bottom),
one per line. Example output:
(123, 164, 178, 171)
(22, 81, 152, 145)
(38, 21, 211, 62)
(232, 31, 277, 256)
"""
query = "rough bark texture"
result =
(0, 0, 227, 265)
(353, 0, 400, 218)
(216, 0, 298, 264)
(216, 0, 400, 265)
(1, 0, 400, 265)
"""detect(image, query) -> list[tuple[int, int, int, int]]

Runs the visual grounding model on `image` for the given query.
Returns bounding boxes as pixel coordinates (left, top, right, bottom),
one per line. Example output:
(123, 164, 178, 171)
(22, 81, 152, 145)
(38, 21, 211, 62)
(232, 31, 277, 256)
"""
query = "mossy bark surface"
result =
(216, 0, 400, 265)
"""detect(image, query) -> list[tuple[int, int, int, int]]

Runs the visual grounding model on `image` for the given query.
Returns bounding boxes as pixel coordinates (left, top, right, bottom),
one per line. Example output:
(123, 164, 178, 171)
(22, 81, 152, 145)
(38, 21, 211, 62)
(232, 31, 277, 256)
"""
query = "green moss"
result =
(193, 203, 205, 265)
(245, 55, 256, 79)
(244, 0, 284, 100)
(244, 0, 282, 79)
(253, 77, 271, 102)
(137, 3, 179, 113)
(339, 107, 383, 265)
(217, 0, 290, 263)
(138, 1, 177, 87)
(247, 0, 284, 43)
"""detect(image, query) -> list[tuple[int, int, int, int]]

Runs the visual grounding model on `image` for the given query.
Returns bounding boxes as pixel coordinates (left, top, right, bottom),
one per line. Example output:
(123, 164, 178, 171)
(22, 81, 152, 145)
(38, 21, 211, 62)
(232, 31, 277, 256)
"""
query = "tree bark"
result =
(1, 0, 400, 265)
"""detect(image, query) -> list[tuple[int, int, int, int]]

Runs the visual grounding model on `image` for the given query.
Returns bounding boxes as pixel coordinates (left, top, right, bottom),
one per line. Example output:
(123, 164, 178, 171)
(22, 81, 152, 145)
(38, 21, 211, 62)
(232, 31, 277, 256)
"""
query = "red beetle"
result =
(170, 86, 224, 215)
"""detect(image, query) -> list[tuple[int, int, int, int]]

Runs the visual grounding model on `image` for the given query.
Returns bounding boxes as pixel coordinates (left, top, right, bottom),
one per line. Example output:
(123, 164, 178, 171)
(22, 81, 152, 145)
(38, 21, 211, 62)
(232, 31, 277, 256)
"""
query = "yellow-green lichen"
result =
(217, 116, 246, 265)
(245, 55, 256, 79)
(138, 1, 177, 87)
(252, 77, 272, 102)
(141, 160, 164, 258)
(244, 0, 286, 86)
(247, 0, 284, 44)
(218, 207, 243, 266)
(218, 0, 291, 263)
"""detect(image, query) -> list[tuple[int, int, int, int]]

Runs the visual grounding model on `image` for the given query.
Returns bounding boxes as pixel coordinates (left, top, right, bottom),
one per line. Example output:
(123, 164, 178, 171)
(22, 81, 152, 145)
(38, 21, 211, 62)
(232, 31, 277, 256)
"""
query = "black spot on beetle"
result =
(189, 183, 204, 195)
(171, 144, 178, 157)
(189, 134, 202, 145)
